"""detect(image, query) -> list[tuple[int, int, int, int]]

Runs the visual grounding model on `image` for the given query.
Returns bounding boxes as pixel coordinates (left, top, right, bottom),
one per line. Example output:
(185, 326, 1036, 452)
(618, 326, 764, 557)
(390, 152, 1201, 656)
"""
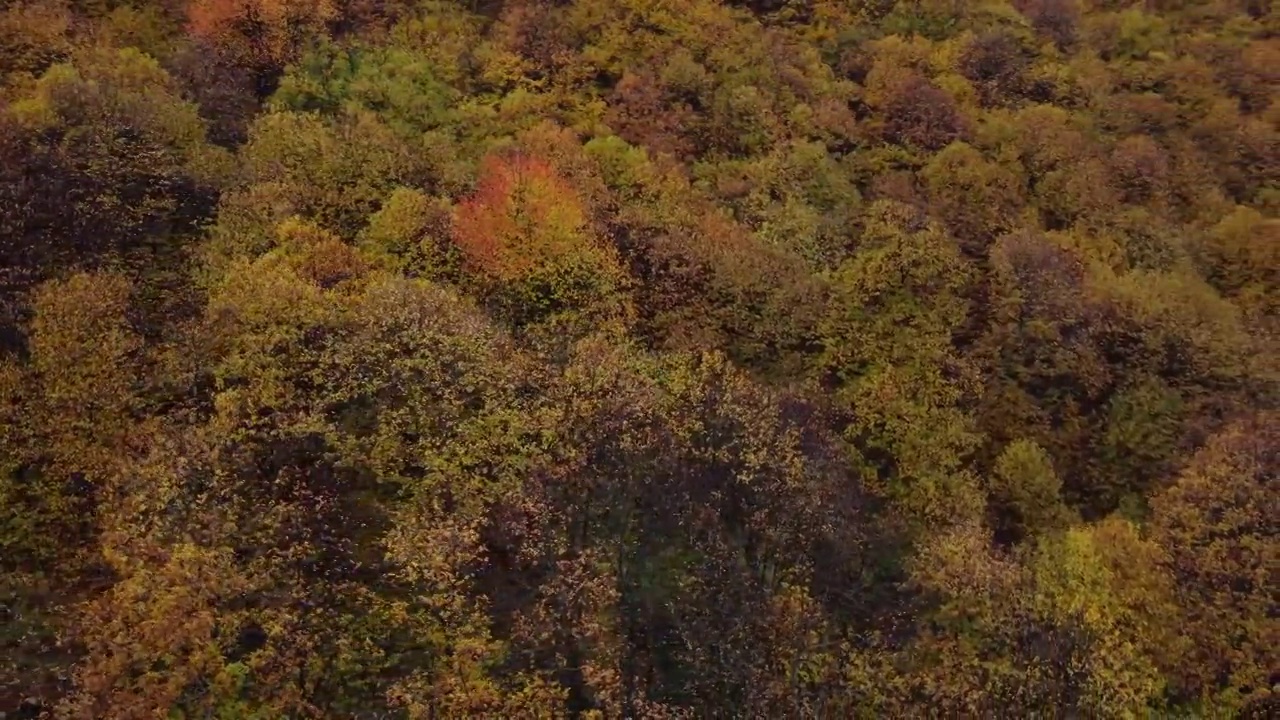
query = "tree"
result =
(605, 69, 698, 160)
(165, 36, 262, 146)
(185, 0, 338, 72)
(987, 439, 1073, 541)
(356, 186, 458, 279)
(866, 64, 969, 151)
(1023, 518, 1179, 715)
(1, 273, 139, 571)
(975, 231, 1111, 509)
(451, 150, 631, 331)
(819, 201, 983, 528)
(899, 515, 1180, 715)
(585, 135, 826, 375)
(0, 47, 225, 305)
(960, 28, 1034, 106)
(698, 140, 862, 268)
(236, 108, 415, 239)
(1, 272, 142, 716)
(0, 0, 72, 80)
(270, 39, 459, 139)
(61, 540, 259, 720)
(1150, 413, 1279, 710)
(1092, 374, 1185, 513)
(1015, 0, 1080, 49)
(1198, 206, 1279, 319)
(1109, 134, 1171, 206)
(922, 140, 1027, 256)
(495, 338, 867, 715)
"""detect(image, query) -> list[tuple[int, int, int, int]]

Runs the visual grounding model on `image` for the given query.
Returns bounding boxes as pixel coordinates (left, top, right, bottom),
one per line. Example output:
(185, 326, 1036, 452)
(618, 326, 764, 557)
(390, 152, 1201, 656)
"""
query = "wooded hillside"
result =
(1, 1, 1276, 717)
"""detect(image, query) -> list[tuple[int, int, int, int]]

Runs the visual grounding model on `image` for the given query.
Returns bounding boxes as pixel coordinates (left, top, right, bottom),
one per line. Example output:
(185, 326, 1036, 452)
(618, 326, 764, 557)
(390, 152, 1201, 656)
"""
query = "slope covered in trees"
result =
(0, 0, 1276, 717)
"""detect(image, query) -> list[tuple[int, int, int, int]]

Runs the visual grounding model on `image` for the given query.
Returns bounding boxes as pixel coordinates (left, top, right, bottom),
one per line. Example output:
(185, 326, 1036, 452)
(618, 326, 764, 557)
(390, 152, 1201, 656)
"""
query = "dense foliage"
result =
(1, 1, 1276, 717)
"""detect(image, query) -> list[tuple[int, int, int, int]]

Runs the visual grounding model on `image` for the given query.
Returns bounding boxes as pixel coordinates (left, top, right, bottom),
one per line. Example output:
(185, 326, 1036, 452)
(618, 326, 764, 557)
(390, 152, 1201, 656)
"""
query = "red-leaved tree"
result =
(452, 152, 629, 328)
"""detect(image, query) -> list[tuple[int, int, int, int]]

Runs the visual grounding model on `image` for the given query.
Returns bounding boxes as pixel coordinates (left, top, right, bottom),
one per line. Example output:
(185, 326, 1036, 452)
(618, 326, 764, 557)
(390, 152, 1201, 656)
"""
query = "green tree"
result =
(988, 439, 1073, 540)
(271, 38, 459, 139)
(819, 201, 983, 528)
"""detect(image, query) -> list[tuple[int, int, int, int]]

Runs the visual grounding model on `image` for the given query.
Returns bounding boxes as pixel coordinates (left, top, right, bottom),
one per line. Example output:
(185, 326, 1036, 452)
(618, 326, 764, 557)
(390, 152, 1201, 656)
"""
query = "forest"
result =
(0, 0, 1276, 717)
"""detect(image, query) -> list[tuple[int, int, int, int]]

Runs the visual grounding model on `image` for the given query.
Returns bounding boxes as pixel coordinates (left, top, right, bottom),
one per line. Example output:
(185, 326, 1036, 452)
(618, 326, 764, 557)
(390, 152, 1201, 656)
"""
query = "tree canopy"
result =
(0, 0, 1276, 717)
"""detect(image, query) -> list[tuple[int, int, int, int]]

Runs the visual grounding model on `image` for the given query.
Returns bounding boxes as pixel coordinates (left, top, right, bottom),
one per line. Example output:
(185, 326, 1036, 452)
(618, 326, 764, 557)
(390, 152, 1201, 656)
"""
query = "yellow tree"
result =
(1150, 413, 1279, 711)
(819, 201, 983, 529)
(1, 272, 142, 715)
